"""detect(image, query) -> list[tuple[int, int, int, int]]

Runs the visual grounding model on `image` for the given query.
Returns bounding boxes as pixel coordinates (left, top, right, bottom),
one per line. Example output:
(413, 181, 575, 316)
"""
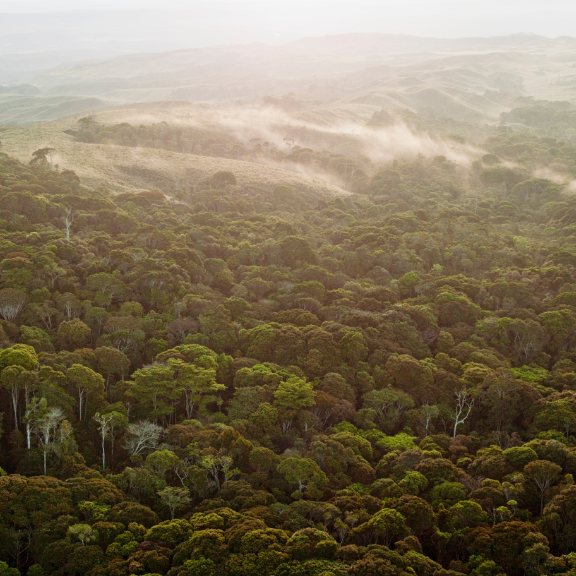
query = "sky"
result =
(1, 0, 576, 55)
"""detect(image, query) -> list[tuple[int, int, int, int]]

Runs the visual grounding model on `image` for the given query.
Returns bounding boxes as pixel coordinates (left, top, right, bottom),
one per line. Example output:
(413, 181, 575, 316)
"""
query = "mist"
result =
(1, 0, 576, 200)
(84, 103, 479, 192)
(2, 0, 576, 55)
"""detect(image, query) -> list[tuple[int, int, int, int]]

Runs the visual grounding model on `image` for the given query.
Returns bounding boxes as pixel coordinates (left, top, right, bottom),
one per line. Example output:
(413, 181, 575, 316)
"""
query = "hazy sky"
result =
(1, 0, 576, 55)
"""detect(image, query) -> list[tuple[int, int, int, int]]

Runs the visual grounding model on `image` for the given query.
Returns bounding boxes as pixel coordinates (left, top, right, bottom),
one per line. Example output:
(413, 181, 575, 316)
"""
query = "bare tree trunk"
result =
(101, 429, 106, 469)
(11, 388, 19, 429)
(64, 208, 74, 241)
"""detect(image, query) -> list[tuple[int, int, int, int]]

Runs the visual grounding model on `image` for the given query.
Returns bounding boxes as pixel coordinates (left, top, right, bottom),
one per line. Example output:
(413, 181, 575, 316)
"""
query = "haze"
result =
(1, 0, 576, 56)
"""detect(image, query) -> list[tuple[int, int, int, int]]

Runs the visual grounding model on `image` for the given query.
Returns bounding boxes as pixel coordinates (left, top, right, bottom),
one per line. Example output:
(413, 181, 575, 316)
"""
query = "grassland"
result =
(0, 117, 350, 200)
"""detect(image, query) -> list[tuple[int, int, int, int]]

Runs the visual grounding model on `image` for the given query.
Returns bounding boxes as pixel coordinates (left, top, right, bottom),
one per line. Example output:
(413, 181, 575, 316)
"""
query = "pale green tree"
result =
(126, 364, 181, 423)
(158, 486, 191, 519)
(277, 456, 328, 499)
(67, 524, 98, 546)
(67, 364, 104, 421)
(168, 358, 225, 418)
(93, 411, 127, 469)
(274, 377, 316, 410)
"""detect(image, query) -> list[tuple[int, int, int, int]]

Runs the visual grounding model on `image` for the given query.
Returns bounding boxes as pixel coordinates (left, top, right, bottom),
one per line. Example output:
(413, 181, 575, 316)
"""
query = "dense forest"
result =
(4, 118, 576, 576)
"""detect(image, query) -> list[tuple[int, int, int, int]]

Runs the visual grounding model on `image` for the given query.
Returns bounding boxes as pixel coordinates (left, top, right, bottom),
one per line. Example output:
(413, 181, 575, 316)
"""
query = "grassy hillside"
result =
(0, 93, 108, 125)
(1, 33, 575, 131)
(19, 34, 576, 123)
(0, 118, 349, 200)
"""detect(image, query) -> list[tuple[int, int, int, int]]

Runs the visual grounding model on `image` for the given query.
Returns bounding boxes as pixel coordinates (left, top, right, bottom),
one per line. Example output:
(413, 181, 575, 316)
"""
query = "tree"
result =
(23, 394, 44, 450)
(451, 388, 475, 438)
(93, 411, 126, 470)
(479, 165, 524, 190)
(277, 457, 328, 499)
(43, 262, 66, 288)
(86, 273, 126, 301)
(399, 271, 420, 297)
(318, 372, 355, 403)
(158, 486, 191, 519)
(274, 377, 316, 433)
(85, 307, 110, 339)
(385, 354, 434, 399)
(1, 364, 37, 429)
(508, 318, 547, 362)
(524, 460, 562, 514)
(384, 494, 435, 536)
(0, 561, 20, 576)
(94, 346, 130, 393)
(63, 208, 74, 242)
(418, 404, 439, 436)
(126, 364, 181, 423)
(541, 484, 576, 554)
(167, 317, 198, 343)
(56, 318, 91, 350)
(483, 372, 522, 434)
(180, 558, 215, 576)
(275, 236, 317, 267)
(467, 521, 544, 575)
(0, 344, 38, 371)
(340, 331, 368, 365)
(362, 388, 414, 424)
(534, 398, 576, 438)
(199, 454, 239, 491)
(274, 377, 316, 411)
(521, 532, 554, 576)
(0, 288, 27, 320)
(479, 315, 542, 362)
(55, 292, 81, 320)
(67, 524, 98, 546)
(105, 407, 129, 467)
(27, 400, 70, 475)
(67, 364, 104, 421)
(353, 508, 410, 547)
(504, 446, 538, 471)
(398, 471, 429, 496)
(210, 170, 236, 189)
(539, 308, 576, 356)
(168, 358, 225, 419)
(30, 147, 55, 169)
(249, 447, 279, 472)
(124, 420, 163, 456)
(146, 449, 179, 478)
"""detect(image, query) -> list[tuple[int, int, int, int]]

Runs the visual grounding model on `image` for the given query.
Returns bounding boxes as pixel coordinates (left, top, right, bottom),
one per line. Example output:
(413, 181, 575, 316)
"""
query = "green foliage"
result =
(376, 432, 418, 452)
(0, 562, 20, 576)
(511, 365, 550, 383)
(2, 113, 576, 576)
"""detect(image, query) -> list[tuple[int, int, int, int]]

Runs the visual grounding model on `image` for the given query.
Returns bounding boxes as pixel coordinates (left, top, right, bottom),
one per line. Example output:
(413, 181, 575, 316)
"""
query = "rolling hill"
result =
(0, 117, 351, 201)
(0, 33, 572, 128)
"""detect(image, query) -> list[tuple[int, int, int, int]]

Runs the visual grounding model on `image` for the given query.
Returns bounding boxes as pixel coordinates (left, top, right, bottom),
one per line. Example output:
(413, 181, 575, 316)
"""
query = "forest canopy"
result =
(3, 116, 576, 576)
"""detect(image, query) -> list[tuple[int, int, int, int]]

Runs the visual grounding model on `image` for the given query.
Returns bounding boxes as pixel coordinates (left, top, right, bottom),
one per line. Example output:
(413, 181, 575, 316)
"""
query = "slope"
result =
(0, 119, 350, 200)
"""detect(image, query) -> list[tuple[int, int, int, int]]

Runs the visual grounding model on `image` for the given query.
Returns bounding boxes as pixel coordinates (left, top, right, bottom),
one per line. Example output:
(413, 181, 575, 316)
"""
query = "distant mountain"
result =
(0, 49, 127, 85)
(0, 94, 107, 125)
(284, 32, 561, 57)
(0, 84, 39, 96)
(3, 33, 576, 125)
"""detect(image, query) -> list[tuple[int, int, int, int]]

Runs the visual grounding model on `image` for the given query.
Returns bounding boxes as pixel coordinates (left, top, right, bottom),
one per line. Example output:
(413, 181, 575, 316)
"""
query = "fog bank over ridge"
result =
(1, 0, 576, 53)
